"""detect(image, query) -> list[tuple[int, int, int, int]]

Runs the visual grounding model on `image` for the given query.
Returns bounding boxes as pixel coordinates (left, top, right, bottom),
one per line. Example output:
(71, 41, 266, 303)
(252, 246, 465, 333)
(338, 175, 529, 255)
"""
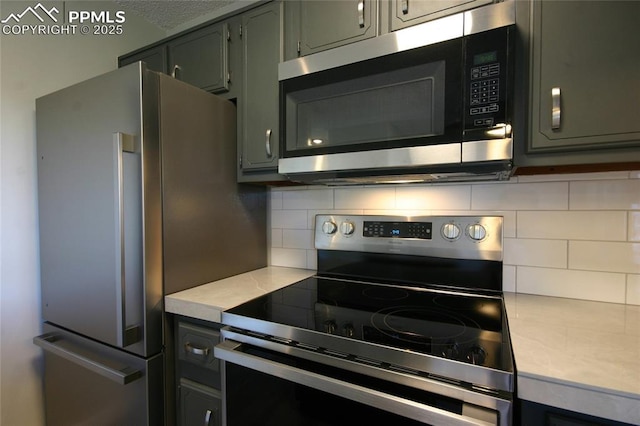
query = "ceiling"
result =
(114, 0, 239, 32)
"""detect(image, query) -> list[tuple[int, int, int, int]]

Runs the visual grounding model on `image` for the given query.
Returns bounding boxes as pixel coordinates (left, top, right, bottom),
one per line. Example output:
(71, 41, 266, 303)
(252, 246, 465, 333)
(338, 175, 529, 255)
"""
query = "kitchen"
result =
(1, 0, 639, 425)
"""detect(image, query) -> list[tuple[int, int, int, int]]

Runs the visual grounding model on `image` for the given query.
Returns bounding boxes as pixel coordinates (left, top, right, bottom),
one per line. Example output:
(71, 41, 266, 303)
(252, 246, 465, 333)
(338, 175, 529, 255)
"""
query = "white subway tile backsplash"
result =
(270, 228, 283, 247)
(270, 190, 283, 210)
(518, 211, 627, 241)
(516, 266, 626, 303)
(334, 187, 396, 209)
(282, 188, 334, 210)
(569, 241, 640, 274)
(570, 179, 640, 210)
(629, 212, 640, 242)
(504, 238, 567, 268)
(503, 265, 516, 292)
(471, 182, 569, 210)
(270, 248, 308, 269)
(271, 210, 308, 229)
(268, 172, 640, 305)
(396, 185, 471, 210)
(282, 229, 313, 250)
(627, 275, 640, 305)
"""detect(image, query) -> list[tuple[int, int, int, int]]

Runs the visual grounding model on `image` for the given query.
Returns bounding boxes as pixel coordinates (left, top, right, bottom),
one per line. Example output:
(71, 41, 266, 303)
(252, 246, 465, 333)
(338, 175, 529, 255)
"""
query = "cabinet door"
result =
(389, 0, 492, 32)
(119, 45, 168, 74)
(179, 379, 222, 426)
(239, 2, 283, 176)
(529, 1, 640, 152)
(168, 23, 230, 94)
(298, 0, 377, 56)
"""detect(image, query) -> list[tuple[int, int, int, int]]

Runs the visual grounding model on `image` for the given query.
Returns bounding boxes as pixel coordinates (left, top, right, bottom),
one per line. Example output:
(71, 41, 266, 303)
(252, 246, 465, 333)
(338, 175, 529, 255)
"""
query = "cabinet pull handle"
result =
(358, 0, 365, 28)
(185, 342, 210, 357)
(204, 409, 213, 426)
(265, 129, 273, 158)
(401, 0, 409, 14)
(551, 87, 561, 130)
(171, 64, 181, 79)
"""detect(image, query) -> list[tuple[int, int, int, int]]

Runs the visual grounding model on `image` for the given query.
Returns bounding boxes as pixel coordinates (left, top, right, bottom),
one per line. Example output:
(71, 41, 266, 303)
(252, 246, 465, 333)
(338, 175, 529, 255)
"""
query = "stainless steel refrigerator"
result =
(33, 62, 266, 425)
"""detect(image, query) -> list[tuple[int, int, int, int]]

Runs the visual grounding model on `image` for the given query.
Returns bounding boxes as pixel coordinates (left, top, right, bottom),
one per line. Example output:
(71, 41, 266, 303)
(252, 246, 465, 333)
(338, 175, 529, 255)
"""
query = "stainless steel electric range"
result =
(215, 215, 513, 426)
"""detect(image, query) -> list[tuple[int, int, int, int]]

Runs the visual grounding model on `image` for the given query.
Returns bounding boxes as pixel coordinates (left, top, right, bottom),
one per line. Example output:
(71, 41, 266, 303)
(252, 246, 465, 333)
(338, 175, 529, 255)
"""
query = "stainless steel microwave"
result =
(278, 1, 516, 185)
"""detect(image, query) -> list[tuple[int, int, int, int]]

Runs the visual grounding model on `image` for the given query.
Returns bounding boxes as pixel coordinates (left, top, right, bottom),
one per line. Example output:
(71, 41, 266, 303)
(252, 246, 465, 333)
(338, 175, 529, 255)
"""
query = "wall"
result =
(269, 171, 640, 305)
(0, 1, 165, 424)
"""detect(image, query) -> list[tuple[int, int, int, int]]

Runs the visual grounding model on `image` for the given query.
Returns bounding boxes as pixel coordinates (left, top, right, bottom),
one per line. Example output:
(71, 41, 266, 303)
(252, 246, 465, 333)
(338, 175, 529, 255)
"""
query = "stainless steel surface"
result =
(461, 137, 513, 162)
(216, 338, 498, 426)
(463, 0, 515, 35)
(279, 143, 461, 174)
(552, 87, 561, 130)
(113, 132, 142, 348)
(34, 332, 142, 385)
(279, 138, 512, 178)
(37, 323, 163, 426)
(279, 1, 514, 81)
(314, 215, 504, 262)
(221, 309, 512, 393)
(35, 61, 267, 425)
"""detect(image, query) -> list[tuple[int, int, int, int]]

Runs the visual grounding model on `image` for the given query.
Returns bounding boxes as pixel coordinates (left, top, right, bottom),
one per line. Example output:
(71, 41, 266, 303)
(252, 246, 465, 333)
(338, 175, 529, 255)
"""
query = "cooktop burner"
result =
(226, 276, 509, 370)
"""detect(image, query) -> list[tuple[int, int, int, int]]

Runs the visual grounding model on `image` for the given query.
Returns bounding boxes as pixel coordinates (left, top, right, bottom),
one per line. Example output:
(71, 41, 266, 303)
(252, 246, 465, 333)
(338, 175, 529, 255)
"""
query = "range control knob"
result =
(324, 320, 337, 334)
(466, 345, 487, 365)
(467, 224, 487, 241)
(321, 220, 337, 235)
(340, 221, 355, 236)
(442, 223, 461, 240)
(442, 341, 460, 359)
(343, 324, 355, 338)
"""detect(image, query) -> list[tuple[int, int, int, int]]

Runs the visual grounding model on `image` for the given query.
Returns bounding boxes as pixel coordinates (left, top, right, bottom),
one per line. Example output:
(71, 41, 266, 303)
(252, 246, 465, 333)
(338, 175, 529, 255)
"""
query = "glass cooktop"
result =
(226, 276, 509, 370)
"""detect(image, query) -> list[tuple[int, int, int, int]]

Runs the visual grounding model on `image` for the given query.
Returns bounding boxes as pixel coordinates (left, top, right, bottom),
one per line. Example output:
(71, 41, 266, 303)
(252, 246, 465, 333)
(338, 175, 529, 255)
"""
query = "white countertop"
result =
(165, 266, 315, 323)
(504, 292, 640, 424)
(166, 267, 640, 425)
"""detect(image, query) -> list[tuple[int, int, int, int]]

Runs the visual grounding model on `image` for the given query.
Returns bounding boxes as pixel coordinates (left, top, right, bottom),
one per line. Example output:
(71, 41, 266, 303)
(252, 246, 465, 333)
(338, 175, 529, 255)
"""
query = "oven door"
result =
(216, 334, 512, 426)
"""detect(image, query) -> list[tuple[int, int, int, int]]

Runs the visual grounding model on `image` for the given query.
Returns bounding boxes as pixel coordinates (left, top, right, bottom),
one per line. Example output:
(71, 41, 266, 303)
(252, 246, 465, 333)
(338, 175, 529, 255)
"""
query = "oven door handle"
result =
(215, 340, 495, 426)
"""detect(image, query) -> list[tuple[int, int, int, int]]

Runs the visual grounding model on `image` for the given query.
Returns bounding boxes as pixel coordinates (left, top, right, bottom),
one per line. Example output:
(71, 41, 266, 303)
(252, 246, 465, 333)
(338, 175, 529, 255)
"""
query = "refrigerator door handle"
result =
(114, 132, 142, 347)
(33, 333, 143, 385)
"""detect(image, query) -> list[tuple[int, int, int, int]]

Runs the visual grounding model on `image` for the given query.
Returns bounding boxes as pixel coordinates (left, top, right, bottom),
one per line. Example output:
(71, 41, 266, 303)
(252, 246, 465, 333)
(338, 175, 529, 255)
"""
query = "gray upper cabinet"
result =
(168, 23, 231, 95)
(528, 1, 640, 154)
(285, 0, 378, 58)
(387, 0, 492, 31)
(238, 1, 286, 182)
(118, 45, 168, 74)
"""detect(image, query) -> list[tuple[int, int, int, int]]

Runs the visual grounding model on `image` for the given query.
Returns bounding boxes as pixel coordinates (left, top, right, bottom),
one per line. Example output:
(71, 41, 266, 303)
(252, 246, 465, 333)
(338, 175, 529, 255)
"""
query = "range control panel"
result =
(315, 215, 503, 262)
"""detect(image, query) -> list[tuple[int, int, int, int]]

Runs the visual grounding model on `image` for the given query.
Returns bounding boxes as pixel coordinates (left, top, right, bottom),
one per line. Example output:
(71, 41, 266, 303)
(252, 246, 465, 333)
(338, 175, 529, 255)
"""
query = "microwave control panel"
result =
(463, 26, 513, 135)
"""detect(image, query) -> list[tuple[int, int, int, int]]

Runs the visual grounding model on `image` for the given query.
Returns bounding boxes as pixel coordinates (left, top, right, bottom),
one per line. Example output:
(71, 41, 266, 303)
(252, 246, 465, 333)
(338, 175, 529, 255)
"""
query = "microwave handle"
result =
(358, 0, 365, 28)
(551, 87, 561, 130)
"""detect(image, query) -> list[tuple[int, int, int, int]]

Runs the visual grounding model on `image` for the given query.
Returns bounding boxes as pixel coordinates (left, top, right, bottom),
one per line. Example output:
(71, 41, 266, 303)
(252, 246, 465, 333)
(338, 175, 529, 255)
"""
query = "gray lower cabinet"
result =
(238, 1, 286, 182)
(176, 317, 223, 426)
(519, 0, 640, 168)
(285, 0, 378, 59)
(386, 0, 493, 32)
